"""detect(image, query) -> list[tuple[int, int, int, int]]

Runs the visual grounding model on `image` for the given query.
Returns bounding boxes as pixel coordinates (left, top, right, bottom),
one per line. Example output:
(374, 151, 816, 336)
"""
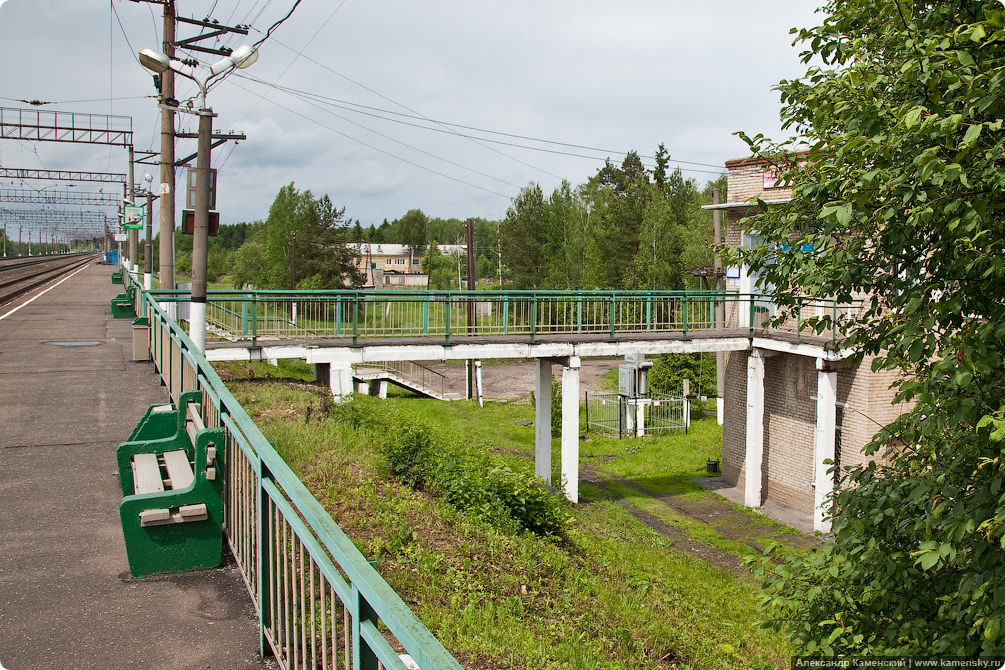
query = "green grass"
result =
(225, 376, 797, 669)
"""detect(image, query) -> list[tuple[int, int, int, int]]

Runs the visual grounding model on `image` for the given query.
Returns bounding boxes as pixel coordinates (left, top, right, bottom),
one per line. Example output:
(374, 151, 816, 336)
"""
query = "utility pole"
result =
(290, 229, 297, 324)
(712, 188, 725, 426)
(160, 0, 176, 292)
(465, 218, 477, 400)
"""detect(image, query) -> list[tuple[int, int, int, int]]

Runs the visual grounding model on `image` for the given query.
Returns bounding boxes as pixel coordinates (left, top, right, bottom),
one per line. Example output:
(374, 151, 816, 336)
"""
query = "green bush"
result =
(340, 396, 568, 535)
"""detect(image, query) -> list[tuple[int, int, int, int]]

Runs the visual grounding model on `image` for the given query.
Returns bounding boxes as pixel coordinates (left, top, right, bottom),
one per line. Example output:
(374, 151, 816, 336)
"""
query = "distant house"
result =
(349, 243, 466, 288)
(705, 157, 910, 531)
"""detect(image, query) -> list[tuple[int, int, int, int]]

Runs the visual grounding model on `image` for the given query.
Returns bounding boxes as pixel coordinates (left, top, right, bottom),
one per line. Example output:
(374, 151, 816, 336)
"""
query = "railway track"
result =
(0, 253, 100, 307)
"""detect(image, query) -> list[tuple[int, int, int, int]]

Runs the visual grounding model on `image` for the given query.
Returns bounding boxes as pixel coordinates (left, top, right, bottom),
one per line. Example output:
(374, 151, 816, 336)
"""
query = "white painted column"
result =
(561, 356, 581, 503)
(635, 399, 645, 437)
(813, 359, 838, 534)
(534, 359, 552, 485)
(329, 362, 354, 402)
(475, 360, 483, 408)
(369, 379, 388, 399)
(744, 349, 766, 508)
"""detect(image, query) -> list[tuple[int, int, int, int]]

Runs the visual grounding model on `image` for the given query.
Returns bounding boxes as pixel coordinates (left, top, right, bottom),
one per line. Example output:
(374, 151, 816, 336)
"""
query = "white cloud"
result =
(0, 0, 823, 226)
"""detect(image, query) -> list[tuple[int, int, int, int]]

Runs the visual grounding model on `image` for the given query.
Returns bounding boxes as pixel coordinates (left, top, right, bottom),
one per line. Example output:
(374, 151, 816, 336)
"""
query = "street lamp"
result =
(138, 45, 258, 354)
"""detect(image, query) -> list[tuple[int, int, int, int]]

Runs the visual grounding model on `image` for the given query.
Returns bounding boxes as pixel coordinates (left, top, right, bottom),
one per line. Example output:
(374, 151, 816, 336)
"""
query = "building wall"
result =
(721, 349, 908, 514)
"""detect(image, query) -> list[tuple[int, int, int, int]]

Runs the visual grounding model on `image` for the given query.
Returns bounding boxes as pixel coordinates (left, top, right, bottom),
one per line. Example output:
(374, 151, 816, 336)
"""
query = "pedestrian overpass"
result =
(156, 287, 856, 506)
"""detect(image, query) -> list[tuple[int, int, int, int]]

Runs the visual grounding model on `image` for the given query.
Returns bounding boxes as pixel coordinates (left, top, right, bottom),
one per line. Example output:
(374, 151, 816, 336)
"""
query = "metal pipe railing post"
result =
(444, 296, 451, 345)
(530, 298, 537, 343)
(682, 295, 689, 340)
(352, 296, 359, 346)
(251, 293, 258, 347)
(257, 460, 272, 657)
(609, 294, 616, 341)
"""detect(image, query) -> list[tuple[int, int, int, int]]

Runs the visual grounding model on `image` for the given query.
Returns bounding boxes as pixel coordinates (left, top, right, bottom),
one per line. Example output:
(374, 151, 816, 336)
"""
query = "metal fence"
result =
(132, 273, 462, 670)
(584, 391, 687, 437)
(645, 393, 688, 433)
(150, 288, 863, 347)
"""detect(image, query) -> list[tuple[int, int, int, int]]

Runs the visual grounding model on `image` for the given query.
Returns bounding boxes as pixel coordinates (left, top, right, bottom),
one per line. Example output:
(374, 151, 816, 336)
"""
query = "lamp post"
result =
(138, 45, 258, 354)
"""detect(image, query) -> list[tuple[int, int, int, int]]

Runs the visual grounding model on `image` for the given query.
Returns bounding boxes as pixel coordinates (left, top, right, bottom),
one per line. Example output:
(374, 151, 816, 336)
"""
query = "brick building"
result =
(705, 157, 910, 531)
(349, 243, 466, 288)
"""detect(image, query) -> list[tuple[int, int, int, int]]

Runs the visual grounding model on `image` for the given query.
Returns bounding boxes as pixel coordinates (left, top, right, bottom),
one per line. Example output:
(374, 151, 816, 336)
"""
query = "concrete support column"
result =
(314, 362, 330, 384)
(534, 359, 552, 485)
(328, 362, 354, 402)
(369, 379, 388, 399)
(813, 359, 838, 534)
(561, 356, 581, 503)
(744, 349, 766, 508)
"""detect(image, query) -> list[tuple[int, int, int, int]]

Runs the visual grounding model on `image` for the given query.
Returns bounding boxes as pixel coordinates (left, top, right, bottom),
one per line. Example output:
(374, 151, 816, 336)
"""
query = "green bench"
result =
(110, 285, 136, 318)
(111, 269, 123, 284)
(117, 391, 225, 579)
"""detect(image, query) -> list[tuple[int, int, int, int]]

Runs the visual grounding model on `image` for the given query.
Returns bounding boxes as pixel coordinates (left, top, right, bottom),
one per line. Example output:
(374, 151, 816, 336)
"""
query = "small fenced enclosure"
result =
(585, 391, 624, 436)
(585, 391, 688, 438)
(645, 393, 688, 433)
(132, 272, 463, 670)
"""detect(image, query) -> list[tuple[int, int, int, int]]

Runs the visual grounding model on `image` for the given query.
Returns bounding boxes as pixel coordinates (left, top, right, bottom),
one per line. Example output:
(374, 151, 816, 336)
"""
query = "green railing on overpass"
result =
(126, 272, 463, 670)
(147, 288, 864, 347)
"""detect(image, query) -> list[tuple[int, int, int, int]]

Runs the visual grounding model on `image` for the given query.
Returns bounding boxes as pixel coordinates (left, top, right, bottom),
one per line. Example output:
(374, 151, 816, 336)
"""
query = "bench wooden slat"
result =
(162, 450, 195, 490)
(132, 453, 165, 495)
(185, 403, 206, 446)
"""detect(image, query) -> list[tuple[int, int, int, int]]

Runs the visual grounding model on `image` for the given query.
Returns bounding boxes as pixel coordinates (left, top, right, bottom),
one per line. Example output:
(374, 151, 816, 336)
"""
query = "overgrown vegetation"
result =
(223, 362, 800, 669)
(736, 0, 1005, 656)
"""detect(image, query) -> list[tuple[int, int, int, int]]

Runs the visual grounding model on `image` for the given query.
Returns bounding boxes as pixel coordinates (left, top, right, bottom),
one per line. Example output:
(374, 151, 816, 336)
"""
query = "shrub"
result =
(339, 396, 569, 535)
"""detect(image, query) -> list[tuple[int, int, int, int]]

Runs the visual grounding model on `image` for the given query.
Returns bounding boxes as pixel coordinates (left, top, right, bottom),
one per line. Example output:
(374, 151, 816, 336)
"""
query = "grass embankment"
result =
(221, 359, 799, 670)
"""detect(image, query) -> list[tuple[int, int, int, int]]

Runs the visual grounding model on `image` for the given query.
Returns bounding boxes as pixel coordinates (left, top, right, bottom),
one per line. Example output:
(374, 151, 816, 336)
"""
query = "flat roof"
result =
(701, 198, 791, 210)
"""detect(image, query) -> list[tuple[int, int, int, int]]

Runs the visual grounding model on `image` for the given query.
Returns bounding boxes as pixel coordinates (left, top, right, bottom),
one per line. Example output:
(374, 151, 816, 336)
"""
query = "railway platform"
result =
(0, 261, 267, 669)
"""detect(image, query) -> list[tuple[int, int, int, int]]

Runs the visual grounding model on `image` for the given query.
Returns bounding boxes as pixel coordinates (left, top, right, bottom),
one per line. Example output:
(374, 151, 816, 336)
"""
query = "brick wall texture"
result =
(722, 350, 910, 514)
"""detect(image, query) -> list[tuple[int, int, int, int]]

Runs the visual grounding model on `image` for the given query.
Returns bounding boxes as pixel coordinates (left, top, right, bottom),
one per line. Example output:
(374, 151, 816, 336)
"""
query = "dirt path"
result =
(423, 358, 620, 402)
(580, 466, 817, 576)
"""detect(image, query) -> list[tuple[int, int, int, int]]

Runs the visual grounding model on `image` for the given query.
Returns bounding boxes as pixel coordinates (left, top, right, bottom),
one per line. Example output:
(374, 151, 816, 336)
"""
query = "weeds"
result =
(228, 372, 797, 669)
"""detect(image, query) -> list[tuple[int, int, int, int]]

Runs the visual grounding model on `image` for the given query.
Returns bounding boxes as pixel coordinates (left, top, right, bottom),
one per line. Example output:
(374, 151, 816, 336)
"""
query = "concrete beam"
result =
(751, 337, 855, 361)
(534, 359, 552, 485)
(744, 349, 765, 508)
(207, 336, 753, 365)
(813, 359, 838, 533)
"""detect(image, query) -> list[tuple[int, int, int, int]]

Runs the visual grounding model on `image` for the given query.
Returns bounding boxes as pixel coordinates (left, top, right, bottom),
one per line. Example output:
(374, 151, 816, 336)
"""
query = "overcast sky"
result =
(0, 0, 823, 234)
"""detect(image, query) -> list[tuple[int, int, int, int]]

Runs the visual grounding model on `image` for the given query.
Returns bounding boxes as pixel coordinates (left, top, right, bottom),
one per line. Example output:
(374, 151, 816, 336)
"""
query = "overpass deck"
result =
(0, 262, 265, 670)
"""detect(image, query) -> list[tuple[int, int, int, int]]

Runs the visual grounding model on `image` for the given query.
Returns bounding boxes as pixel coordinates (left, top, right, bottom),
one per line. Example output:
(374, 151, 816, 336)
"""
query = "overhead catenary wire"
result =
(228, 77, 522, 190)
(244, 77, 727, 176)
(230, 88, 513, 200)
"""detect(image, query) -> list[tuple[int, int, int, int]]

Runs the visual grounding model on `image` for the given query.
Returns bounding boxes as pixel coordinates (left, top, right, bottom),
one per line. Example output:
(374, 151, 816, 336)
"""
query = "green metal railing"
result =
(148, 287, 863, 347)
(128, 272, 462, 670)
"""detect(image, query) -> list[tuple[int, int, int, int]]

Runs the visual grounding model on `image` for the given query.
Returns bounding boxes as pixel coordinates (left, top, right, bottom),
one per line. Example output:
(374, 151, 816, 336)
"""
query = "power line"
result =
(233, 89, 513, 200)
(251, 87, 724, 169)
(236, 75, 727, 177)
(252, 0, 302, 49)
(230, 77, 522, 189)
(258, 33, 563, 181)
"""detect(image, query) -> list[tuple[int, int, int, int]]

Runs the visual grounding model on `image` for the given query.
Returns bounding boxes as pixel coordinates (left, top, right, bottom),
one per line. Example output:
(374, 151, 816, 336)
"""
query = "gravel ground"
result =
(423, 358, 621, 402)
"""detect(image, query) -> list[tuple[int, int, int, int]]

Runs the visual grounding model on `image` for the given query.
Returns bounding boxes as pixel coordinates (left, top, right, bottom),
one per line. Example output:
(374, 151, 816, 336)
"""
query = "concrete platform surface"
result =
(0, 263, 269, 670)
(697, 476, 815, 536)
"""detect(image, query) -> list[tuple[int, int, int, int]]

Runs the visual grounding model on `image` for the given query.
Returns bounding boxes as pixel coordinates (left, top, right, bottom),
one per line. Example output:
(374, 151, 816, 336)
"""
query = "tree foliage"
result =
(498, 149, 723, 290)
(239, 183, 362, 290)
(738, 0, 1005, 656)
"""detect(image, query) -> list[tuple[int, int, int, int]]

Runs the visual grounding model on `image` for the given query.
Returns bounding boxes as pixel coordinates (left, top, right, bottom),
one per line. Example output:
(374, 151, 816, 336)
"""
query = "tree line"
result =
(153, 147, 726, 294)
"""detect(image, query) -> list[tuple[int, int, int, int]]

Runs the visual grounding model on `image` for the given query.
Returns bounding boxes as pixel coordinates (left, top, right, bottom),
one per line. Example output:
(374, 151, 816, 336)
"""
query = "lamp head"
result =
(208, 45, 259, 76)
(138, 48, 170, 74)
